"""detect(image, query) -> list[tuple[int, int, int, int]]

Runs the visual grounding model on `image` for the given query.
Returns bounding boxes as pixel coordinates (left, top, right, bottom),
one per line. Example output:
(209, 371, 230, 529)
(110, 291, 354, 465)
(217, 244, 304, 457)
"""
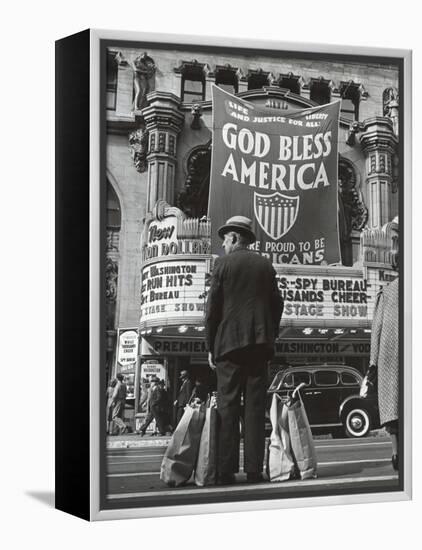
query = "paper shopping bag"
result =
(286, 396, 317, 480)
(267, 393, 295, 481)
(160, 401, 206, 487)
(194, 394, 218, 486)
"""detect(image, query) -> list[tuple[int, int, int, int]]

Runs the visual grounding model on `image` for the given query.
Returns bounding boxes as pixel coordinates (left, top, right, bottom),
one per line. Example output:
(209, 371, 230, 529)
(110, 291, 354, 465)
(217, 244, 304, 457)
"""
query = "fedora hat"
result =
(218, 215, 256, 244)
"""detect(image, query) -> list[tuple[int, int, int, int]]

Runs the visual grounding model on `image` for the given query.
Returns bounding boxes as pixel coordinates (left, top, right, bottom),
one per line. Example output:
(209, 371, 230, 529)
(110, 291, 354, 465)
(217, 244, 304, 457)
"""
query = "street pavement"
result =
(105, 435, 399, 507)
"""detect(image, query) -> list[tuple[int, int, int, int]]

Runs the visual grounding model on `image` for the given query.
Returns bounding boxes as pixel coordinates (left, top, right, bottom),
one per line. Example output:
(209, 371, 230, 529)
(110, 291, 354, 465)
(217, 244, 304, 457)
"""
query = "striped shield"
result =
(254, 192, 300, 240)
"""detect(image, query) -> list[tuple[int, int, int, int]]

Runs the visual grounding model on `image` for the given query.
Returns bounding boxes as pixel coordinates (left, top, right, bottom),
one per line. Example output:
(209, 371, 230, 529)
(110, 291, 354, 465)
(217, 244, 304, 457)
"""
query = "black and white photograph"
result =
(4, 0, 421, 545)
(97, 31, 410, 515)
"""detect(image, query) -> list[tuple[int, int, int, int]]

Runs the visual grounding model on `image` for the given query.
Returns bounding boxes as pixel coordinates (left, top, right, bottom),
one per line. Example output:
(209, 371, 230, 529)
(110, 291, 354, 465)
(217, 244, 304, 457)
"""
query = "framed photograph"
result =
(55, 29, 412, 521)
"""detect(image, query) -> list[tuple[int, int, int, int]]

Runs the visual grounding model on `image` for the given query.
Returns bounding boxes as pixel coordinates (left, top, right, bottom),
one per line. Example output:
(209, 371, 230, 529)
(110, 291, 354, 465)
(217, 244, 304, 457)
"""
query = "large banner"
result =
(208, 86, 341, 265)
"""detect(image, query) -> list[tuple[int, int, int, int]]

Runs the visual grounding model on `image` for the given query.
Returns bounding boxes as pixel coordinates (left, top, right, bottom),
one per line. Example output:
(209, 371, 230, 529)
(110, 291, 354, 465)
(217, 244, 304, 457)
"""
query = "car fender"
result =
(339, 394, 371, 421)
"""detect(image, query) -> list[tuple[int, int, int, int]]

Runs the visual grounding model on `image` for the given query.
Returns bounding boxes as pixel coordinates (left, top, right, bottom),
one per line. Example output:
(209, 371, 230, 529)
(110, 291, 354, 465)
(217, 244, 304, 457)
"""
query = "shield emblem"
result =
(254, 192, 299, 239)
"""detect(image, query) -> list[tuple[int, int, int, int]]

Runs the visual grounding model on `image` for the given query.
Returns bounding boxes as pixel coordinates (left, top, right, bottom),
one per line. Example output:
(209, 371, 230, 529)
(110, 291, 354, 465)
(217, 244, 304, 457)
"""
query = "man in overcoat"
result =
(139, 377, 167, 436)
(205, 215, 283, 484)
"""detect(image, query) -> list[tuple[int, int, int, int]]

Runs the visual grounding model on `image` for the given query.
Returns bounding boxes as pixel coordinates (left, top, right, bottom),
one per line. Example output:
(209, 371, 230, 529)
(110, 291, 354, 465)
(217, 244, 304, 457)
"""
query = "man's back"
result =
(206, 248, 283, 360)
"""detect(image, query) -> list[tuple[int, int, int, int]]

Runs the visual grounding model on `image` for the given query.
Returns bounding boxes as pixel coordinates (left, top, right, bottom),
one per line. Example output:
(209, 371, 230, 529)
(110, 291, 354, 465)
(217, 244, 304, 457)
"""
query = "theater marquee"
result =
(275, 265, 382, 327)
(140, 256, 208, 329)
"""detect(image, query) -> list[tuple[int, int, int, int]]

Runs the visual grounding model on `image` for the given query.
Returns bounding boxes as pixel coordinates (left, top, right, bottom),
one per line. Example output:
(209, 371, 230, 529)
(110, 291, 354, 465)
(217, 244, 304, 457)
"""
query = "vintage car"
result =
(265, 364, 380, 438)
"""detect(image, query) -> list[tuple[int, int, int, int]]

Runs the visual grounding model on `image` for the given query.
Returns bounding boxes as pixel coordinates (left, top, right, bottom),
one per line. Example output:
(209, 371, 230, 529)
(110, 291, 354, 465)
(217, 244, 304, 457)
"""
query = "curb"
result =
(107, 436, 171, 449)
(107, 429, 388, 449)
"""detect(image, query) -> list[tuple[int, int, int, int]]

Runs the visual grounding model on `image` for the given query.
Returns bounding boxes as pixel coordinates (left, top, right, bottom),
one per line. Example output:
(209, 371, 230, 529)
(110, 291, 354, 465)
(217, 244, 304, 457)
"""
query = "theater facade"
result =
(104, 41, 400, 427)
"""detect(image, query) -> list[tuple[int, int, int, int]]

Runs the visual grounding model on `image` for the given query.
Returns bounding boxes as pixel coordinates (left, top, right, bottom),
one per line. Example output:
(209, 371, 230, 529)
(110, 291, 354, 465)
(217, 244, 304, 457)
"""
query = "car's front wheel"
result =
(343, 407, 371, 438)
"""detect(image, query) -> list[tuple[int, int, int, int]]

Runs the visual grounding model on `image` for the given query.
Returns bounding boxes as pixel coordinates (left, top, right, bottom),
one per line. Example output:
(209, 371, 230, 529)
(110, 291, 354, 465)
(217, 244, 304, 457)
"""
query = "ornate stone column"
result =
(141, 92, 185, 212)
(360, 117, 398, 229)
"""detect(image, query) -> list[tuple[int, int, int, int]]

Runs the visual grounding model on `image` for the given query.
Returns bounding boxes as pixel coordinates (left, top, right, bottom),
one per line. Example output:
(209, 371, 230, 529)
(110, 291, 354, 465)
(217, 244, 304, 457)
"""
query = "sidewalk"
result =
(107, 433, 172, 449)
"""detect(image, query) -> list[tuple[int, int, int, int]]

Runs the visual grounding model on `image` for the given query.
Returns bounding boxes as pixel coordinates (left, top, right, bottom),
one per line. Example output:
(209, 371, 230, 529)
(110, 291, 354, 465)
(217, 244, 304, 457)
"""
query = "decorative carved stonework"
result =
(265, 98, 289, 109)
(169, 135, 175, 156)
(369, 154, 376, 175)
(383, 87, 399, 135)
(131, 53, 156, 111)
(190, 103, 203, 129)
(177, 144, 211, 218)
(106, 229, 120, 252)
(339, 160, 368, 231)
(158, 132, 166, 152)
(361, 222, 398, 270)
(128, 127, 149, 173)
(105, 257, 118, 303)
(115, 51, 128, 66)
(346, 121, 363, 146)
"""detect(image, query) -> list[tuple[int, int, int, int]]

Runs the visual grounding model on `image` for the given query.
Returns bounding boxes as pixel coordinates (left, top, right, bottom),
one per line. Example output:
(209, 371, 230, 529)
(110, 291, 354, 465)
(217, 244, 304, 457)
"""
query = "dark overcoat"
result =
(205, 248, 283, 361)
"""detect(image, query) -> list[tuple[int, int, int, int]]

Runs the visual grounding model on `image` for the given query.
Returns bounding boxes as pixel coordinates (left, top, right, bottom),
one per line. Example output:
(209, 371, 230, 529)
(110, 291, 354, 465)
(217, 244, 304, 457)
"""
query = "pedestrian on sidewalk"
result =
(205, 215, 283, 485)
(106, 378, 117, 434)
(139, 377, 167, 436)
(111, 373, 128, 435)
(368, 216, 399, 471)
(174, 370, 193, 426)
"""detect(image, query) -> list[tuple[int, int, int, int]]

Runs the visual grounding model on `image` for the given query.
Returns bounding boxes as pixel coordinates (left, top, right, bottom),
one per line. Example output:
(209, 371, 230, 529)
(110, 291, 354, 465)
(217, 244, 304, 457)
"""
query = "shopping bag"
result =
(160, 401, 206, 487)
(266, 393, 295, 481)
(286, 390, 317, 480)
(194, 394, 218, 486)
